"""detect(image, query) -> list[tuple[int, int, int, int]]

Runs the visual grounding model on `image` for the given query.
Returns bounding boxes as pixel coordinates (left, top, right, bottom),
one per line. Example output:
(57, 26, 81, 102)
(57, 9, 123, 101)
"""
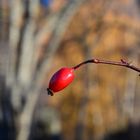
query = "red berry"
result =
(47, 67, 75, 96)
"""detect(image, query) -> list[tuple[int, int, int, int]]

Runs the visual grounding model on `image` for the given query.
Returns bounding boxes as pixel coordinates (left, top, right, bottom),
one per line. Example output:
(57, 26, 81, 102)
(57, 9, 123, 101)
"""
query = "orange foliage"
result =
(44, 0, 140, 139)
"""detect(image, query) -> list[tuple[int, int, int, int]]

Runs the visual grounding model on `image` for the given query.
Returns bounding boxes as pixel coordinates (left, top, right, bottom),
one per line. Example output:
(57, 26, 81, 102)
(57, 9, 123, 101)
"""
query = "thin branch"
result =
(73, 58, 140, 73)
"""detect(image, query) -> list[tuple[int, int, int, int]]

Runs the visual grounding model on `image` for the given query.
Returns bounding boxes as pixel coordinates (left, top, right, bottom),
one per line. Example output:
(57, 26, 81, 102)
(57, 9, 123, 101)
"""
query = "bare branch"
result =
(73, 58, 140, 73)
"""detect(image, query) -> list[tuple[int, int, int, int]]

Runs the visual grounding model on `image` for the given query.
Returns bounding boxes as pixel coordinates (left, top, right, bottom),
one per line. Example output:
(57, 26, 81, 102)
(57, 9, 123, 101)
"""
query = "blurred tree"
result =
(1, 0, 87, 140)
(0, 0, 140, 140)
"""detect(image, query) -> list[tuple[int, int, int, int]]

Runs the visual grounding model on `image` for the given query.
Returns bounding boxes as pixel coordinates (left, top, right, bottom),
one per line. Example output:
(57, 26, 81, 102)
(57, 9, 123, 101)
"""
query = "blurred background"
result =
(0, 0, 140, 140)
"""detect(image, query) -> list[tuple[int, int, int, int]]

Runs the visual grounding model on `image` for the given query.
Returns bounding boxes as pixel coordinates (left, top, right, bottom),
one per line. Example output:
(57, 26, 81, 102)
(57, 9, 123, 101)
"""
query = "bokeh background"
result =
(0, 0, 140, 140)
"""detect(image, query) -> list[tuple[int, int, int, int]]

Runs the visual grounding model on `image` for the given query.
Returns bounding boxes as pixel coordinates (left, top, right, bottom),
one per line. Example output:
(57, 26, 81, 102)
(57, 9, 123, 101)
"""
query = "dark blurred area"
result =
(0, 0, 140, 140)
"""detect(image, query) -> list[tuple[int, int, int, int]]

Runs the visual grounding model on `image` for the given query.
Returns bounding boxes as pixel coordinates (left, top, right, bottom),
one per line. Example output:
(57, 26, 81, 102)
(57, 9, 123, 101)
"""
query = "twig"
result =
(73, 58, 140, 73)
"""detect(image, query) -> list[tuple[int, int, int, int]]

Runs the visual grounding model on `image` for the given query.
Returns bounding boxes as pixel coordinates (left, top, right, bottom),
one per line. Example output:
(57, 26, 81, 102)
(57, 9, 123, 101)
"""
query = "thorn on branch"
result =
(121, 59, 129, 65)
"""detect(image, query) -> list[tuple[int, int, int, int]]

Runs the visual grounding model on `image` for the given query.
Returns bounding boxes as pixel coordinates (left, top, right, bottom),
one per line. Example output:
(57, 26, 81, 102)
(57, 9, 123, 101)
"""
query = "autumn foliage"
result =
(0, 0, 140, 140)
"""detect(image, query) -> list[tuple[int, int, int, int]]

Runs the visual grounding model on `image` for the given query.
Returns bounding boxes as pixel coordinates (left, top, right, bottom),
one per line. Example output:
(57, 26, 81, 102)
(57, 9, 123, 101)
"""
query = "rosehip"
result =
(47, 67, 75, 96)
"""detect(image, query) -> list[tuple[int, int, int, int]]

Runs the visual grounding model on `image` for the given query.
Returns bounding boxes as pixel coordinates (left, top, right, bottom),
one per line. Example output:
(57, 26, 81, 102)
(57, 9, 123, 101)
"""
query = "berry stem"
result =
(73, 58, 140, 73)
